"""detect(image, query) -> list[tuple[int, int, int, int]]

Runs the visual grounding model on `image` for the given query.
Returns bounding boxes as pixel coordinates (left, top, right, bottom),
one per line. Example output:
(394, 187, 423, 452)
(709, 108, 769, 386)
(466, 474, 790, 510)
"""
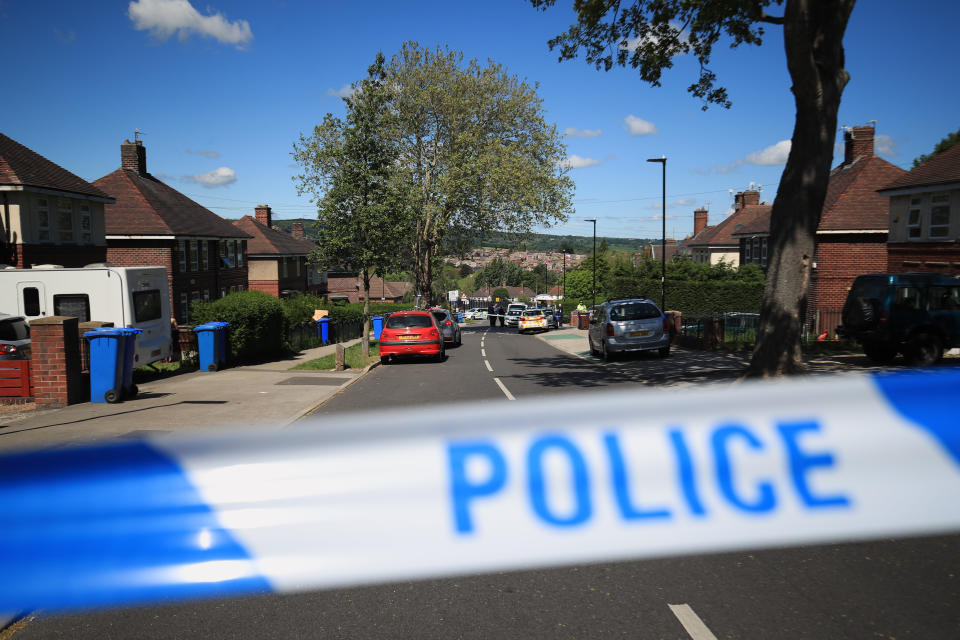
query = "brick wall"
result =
(887, 243, 960, 273)
(16, 243, 107, 268)
(29, 316, 83, 407)
(808, 235, 888, 321)
(106, 241, 176, 318)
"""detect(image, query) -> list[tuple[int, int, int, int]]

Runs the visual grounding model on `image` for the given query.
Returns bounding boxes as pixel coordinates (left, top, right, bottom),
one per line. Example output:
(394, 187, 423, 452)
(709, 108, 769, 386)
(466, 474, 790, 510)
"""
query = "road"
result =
(14, 324, 960, 639)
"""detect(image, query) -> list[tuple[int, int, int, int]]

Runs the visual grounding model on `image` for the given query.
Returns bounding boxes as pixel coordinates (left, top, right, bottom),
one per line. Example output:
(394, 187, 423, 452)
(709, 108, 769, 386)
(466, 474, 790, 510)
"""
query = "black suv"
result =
(837, 273, 960, 365)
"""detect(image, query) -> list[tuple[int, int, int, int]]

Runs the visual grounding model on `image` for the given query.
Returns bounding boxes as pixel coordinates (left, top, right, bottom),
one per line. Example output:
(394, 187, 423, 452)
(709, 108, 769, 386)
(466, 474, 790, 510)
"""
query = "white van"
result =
(0, 264, 172, 366)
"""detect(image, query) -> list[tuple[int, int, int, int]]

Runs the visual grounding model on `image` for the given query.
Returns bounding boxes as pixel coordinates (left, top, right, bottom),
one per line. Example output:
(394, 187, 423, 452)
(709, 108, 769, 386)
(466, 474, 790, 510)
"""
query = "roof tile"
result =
(0, 132, 112, 200)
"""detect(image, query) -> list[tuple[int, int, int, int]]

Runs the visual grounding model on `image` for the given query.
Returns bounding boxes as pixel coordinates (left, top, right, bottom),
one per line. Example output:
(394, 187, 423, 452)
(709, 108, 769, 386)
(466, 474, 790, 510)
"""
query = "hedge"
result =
(191, 291, 289, 362)
(630, 279, 764, 317)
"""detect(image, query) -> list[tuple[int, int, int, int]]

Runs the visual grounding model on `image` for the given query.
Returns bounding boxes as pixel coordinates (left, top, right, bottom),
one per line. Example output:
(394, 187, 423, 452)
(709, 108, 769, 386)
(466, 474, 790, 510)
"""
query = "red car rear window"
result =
(386, 314, 433, 329)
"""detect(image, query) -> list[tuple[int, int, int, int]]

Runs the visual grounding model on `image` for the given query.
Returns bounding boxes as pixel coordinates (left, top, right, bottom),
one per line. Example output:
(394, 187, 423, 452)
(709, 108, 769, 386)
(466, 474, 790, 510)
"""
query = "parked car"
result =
(503, 303, 527, 328)
(540, 307, 559, 330)
(378, 311, 445, 364)
(429, 308, 462, 347)
(518, 309, 547, 334)
(0, 313, 31, 360)
(464, 307, 487, 320)
(587, 298, 670, 361)
(837, 272, 960, 365)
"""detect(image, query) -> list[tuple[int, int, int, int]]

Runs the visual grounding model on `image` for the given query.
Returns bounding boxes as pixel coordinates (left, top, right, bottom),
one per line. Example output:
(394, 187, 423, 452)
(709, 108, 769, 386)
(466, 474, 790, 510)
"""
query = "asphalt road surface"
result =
(14, 325, 960, 639)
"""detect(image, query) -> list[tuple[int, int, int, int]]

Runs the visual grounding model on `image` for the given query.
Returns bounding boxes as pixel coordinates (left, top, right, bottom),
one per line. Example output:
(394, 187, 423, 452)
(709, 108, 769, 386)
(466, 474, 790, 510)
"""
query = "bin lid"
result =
(193, 323, 216, 332)
(119, 327, 143, 335)
(83, 328, 124, 338)
(209, 321, 230, 328)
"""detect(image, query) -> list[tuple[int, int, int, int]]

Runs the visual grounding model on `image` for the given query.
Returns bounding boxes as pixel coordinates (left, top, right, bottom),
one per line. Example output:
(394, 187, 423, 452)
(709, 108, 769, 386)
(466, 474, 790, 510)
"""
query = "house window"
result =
(78, 204, 92, 243)
(180, 292, 189, 324)
(203, 289, 210, 303)
(201, 241, 209, 270)
(907, 197, 922, 239)
(237, 240, 245, 267)
(36, 198, 50, 242)
(56, 198, 74, 242)
(930, 194, 951, 239)
(296, 256, 302, 277)
(178, 240, 187, 272)
(227, 240, 236, 268)
(744, 240, 752, 262)
(761, 238, 768, 267)
(190, 240, 199, 271)
(282, 257, 289, 278)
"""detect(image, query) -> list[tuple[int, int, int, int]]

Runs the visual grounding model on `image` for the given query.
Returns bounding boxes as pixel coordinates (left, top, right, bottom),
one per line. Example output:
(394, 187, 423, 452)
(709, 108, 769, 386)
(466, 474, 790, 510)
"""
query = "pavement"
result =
(0, 337, 369, 454)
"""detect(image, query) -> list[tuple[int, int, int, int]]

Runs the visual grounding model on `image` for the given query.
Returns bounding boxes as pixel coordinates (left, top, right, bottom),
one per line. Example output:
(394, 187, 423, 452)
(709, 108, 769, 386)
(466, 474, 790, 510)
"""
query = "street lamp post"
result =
(585, 218, 597, 308)
(647, 156, 667, 310)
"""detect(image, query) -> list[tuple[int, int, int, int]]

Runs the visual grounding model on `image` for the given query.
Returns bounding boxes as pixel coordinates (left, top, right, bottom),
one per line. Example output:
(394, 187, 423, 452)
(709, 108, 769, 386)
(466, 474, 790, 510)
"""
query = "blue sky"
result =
(3, 0, 958, 240)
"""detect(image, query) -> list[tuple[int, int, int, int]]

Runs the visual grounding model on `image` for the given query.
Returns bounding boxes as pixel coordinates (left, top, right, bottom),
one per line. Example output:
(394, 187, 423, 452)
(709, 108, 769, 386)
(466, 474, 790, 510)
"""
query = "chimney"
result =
(121, 139, 147, 175)
(844, 125, 875, 164)
(255, 204, 272, 228)
(742, 190, 760, 207)
(291, 221, 305, 240)
(694, 208, 708, 235)
(734, 192, 744, 212)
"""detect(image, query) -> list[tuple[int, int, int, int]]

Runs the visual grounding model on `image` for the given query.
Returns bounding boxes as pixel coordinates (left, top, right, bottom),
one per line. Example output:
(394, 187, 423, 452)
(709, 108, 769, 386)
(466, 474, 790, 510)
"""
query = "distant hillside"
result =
(251, 219, 653, 254)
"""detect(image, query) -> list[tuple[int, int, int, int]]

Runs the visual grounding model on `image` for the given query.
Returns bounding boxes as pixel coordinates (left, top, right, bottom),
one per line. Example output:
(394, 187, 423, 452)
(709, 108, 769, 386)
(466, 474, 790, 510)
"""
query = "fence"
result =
(287, 318, 365, 352)
(676, 312, 759, 350)
(811, 308, 844, 338)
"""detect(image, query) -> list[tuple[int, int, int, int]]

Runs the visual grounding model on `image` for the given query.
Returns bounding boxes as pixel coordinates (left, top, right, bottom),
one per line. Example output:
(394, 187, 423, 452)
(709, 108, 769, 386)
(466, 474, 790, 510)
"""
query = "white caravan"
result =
(0, 264, 172, 366)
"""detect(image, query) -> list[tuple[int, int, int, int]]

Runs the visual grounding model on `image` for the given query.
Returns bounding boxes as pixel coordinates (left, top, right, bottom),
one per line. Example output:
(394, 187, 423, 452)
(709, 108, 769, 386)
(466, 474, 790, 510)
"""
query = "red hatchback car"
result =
(378, 310, 445, 364)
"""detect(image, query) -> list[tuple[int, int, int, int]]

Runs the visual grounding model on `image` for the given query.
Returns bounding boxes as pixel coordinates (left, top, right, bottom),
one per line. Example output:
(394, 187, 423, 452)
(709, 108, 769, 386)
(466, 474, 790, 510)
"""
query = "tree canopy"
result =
(913, 128, 960, 168)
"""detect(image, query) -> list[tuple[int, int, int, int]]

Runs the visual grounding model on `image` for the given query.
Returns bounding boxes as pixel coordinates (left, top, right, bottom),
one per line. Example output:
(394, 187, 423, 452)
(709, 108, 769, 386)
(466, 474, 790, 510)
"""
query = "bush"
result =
(629, 279, 765, 316)
(192, 291, 289, 362)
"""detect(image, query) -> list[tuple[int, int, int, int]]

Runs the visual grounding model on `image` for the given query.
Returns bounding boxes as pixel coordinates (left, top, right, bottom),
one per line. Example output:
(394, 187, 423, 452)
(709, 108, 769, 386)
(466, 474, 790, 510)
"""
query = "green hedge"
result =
(192, 291, 289, 362)
(281, 296, 412, 326)
(629, 279, 764, 317)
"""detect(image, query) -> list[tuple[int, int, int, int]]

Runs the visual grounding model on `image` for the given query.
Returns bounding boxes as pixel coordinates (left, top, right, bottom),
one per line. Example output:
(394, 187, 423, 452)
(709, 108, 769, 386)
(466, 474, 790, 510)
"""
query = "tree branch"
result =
(757, 12, 785, 25)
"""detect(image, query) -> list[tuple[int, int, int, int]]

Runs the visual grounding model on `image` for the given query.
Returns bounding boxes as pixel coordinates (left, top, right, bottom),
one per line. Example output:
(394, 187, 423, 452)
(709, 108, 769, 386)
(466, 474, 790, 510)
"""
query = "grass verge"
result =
(292, 341, 380, 371)
(132, 359, 193, 383)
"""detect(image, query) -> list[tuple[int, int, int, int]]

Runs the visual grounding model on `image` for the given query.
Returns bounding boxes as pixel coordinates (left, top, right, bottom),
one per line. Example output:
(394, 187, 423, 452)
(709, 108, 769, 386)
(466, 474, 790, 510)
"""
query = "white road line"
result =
(481, 349, 486, 357)
(668, 604, 718, 640)
(493, 377, 515, 401)
(484, 360, 493, 372)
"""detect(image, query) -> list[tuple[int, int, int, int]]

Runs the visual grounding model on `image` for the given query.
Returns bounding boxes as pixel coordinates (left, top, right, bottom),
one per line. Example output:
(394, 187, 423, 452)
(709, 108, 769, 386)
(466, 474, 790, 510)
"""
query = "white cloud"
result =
(564, 127, 602, 138)
(186, 148, 220, 159)
(128, 0, 252, 48)
(875, 134, 897, 156)
(187, 166, 237, 188)
(746, 140, 791, 166)
(620, 21, 688, 53)
(624, 115, 658, 136)
(676, 198, 696, 206)
(561, 155, 601, 169)
(326, 84, 356, 99)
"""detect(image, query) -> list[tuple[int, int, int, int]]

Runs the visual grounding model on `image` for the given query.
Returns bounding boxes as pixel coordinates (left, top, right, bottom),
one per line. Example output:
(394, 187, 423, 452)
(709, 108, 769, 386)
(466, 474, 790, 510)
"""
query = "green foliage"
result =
(475, 257, 525, 288)
(491, 287, 509, 303)
(443, 230, 652, 255)
(192, 291, 289, 362)
(913, 128, 960, 168)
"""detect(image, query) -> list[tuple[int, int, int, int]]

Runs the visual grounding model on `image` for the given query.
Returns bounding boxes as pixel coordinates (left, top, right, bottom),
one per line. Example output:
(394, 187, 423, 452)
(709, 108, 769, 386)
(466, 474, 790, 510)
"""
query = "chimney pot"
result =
(121, 139, 147, 175)
(742, 190, 760, 207)
(843, 125, 875, 164)
(255, 204, 272, 228)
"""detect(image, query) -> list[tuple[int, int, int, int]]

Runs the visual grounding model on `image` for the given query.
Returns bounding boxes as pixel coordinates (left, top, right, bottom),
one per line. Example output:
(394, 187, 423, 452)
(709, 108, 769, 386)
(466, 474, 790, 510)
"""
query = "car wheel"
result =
(906, 332, 943, 366)
(588, 335, 599, 356)
(658, 345, 671, 358)
(862, 341, 897, 364)
(380, 355, 390, 365)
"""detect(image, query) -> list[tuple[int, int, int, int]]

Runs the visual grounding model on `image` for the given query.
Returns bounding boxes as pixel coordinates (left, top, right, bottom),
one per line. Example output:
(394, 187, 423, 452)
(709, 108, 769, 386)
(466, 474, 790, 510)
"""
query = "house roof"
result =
(818, 155, 906, 230)
(878, 142, 960, 192)
(689, 204, 773, 246)
(728, 203, 775, 237)
(233, 215, 316, 256)
(94, 168, 249, 238)
(327, 275, 412, 302)
(0, 132, 112, 201)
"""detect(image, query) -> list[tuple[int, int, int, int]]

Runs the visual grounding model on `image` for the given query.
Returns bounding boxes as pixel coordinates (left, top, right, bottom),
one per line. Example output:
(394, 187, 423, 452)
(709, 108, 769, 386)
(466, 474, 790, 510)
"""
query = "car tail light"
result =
(879, 310, 887, 324)
(0, 344, 18, 355)
(445, 319, 452, 326)
(605, 322, 614, 337)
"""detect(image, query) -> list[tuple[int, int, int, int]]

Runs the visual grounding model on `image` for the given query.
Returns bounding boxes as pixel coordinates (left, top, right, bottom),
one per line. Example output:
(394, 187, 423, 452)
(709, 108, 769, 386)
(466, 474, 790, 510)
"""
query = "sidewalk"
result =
(535, 323, 591, 358)
(0, 338, 368, 453)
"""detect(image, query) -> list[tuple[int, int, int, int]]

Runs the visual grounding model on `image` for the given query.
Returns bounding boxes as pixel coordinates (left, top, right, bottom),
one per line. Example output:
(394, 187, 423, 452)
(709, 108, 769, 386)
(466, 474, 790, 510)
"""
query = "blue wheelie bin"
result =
(372, 316, 384, 341)
(84, 328, 125, 403)
(209, 321, 230, 369)
(318, 317, 330, 344)
(194, 323, 220, 372)
(120, 327, 143, 399)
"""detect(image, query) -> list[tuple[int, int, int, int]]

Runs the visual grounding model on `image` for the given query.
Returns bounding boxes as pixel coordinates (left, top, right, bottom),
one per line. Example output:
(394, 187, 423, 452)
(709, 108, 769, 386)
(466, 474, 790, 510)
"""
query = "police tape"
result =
(1, 369, 958, 614)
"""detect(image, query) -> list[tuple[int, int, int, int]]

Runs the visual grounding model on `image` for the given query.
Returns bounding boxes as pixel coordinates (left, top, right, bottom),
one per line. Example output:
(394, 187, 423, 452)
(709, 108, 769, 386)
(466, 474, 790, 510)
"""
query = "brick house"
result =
(233, 205, 324, 298)
(0, 132, 114, 268)
(879, 140, 960, 273)
(326, 274, 412, 303)
(689, 191, 772, 268)
(93, 140, 251, 323)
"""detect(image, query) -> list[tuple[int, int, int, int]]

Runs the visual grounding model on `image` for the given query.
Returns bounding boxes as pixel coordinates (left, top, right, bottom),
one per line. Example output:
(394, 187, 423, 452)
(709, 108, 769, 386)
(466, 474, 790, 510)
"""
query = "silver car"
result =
(429, 308, 462, 347)
(587, 299, 670, 362)
(503, 303, 527, 328)
(0, 313, 31, 360)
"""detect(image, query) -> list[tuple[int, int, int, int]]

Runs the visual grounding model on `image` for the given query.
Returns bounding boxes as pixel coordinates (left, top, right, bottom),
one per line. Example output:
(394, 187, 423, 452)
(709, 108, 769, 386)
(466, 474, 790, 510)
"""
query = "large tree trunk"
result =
(744, 0, 856, 378)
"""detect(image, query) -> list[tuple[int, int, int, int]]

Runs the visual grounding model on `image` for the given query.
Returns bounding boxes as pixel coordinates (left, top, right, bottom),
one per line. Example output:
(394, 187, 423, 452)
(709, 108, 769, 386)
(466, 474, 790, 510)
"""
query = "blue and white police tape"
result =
(2, 369, 958, 614)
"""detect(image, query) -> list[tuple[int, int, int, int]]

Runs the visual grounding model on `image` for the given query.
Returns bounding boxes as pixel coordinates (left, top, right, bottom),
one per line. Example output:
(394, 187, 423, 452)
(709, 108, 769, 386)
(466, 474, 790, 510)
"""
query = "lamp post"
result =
(585, 218, 597, 308)
(646, 156, 666, 310)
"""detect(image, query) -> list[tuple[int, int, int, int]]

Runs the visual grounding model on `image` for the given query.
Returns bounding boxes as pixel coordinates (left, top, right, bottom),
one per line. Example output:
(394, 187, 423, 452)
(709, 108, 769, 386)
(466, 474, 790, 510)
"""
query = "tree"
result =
(913, 128, 960, 168)
(531, 0, 857, 376)
(385, 42, 574, 305)
(293, 54, 413, 357)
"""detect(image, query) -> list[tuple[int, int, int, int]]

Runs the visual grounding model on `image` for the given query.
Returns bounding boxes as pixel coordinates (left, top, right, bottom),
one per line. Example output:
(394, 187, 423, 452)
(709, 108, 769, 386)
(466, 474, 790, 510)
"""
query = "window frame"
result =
(201, 240, 209, 271)
(907, 197, 923, 240)
(190, 240, 199, 272)
(929, 193, 951, 239)
(56, 197, 74, 243)
(178, 240, 187, 273)
(35, 198, 51, 242)
(78, 203, 92, 243)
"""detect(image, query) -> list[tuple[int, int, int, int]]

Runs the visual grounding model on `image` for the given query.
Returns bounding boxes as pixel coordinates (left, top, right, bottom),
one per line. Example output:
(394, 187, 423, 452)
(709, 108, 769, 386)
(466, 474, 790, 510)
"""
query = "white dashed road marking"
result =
(668, 604, 718, 640)
(484, 360, 493, 372)
(493, 377, 515, 401)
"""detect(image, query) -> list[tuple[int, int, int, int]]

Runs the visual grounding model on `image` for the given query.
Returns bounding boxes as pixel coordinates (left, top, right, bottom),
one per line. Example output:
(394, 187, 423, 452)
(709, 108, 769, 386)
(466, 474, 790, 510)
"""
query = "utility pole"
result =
(585, 219, 597, 308)
(647, 157, 667, 309)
